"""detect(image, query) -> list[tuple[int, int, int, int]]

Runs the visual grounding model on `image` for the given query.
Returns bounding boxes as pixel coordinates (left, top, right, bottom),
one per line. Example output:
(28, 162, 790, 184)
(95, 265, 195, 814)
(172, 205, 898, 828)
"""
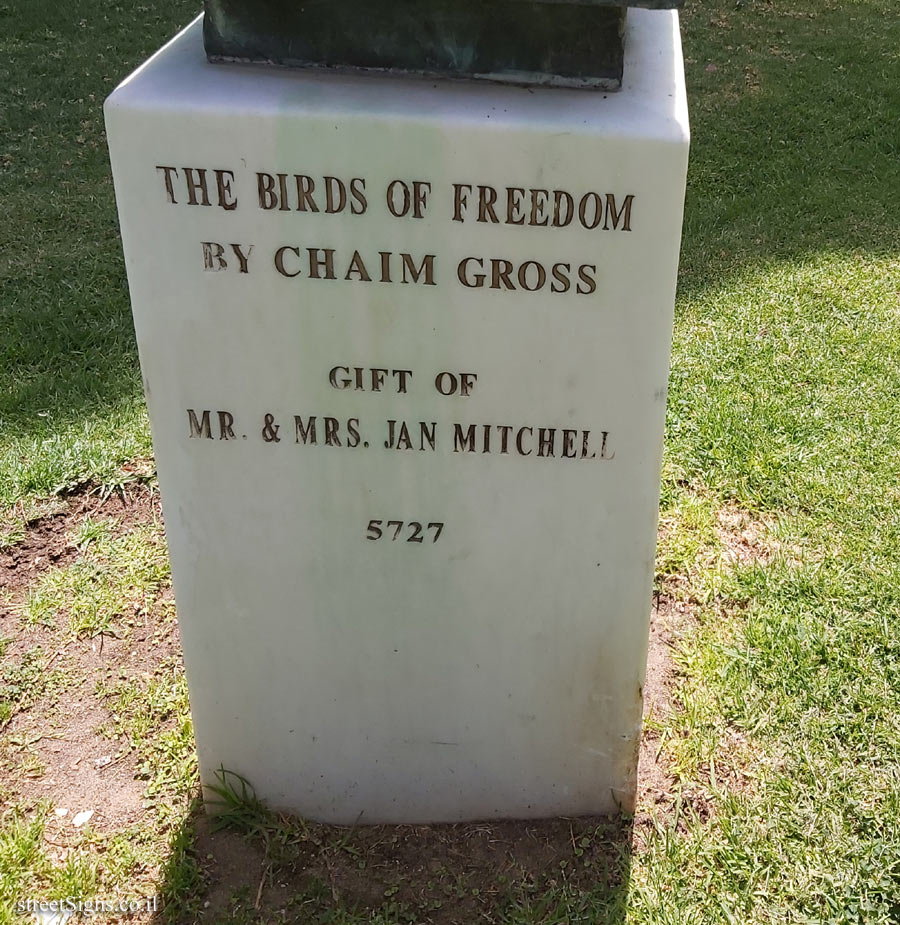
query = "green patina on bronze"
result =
(203, 0, 684, 89)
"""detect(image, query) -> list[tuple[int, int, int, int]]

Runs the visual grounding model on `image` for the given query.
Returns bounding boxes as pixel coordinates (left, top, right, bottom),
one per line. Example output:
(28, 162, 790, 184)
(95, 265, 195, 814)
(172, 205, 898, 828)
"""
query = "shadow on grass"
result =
(676, 0, 900, 297)
(661, 0, 900, 511)
(0, 0, 201, 500)
(153, 801, 632, 925)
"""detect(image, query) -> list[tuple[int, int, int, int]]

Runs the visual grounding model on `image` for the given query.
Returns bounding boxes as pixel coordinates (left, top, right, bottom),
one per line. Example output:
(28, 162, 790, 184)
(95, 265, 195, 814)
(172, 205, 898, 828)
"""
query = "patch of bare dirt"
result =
(0, 483, 161, 597)
(179, 811, 632, 925)
(0, 506, 75, 592)
(716, 505, 775, 568)
(190, 818, 271, 918)
(638, 503, 776, 834)
(15, 695, 147, 832)
(0, 482, 181, 836)
(637, 594, 681, 815)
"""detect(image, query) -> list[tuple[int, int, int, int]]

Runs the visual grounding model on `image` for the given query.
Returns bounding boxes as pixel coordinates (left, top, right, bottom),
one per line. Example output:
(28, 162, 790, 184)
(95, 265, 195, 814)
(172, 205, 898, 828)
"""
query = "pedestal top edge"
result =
(106, 11, 687, 141)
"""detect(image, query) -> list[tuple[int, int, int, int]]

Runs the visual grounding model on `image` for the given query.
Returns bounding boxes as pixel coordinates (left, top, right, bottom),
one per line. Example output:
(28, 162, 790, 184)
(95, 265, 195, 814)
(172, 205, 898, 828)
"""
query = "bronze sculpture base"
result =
(203, 0, 650, 89)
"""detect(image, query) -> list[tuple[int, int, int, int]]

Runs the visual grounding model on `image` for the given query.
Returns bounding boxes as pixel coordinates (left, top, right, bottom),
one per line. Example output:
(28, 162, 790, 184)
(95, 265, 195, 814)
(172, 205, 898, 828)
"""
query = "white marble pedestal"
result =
(105, 11, 689, 823)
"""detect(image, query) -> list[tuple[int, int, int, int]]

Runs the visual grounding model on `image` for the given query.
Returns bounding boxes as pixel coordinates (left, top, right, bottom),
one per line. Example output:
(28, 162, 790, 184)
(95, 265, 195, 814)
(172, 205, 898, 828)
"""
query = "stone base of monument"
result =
(106, 10, 688, 824)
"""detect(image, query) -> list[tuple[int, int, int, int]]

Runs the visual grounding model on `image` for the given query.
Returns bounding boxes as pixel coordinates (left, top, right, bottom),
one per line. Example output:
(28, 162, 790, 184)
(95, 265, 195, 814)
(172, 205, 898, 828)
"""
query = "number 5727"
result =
(366, 520, 444, 543)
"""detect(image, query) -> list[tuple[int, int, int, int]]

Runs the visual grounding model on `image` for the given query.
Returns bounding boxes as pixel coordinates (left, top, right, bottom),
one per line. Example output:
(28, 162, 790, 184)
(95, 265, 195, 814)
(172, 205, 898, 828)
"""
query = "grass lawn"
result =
(2, 0, 900, 922)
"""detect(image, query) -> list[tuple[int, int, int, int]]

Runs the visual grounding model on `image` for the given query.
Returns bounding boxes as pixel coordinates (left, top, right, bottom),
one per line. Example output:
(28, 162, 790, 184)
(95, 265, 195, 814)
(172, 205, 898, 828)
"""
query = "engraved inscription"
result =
(186, 358, 614, 463)
(153, 164, 635, 297)
(160, 161, 633, 546)
(366, 520, 444, 543)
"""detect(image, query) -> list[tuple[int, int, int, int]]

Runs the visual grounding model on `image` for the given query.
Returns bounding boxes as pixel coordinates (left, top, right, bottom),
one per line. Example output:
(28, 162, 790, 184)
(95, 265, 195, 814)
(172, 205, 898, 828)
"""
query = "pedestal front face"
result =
(106, 11, 689, 824)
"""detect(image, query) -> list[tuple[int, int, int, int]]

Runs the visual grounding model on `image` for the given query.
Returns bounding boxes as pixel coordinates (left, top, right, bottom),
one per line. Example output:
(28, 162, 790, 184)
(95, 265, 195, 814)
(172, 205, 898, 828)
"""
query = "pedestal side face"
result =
(106, 11, 688, 823)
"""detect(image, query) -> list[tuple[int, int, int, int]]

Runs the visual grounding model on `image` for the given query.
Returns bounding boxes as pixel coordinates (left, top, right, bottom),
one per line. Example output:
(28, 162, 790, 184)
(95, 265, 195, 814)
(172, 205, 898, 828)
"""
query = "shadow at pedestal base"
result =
(152, 805, 632, 924)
